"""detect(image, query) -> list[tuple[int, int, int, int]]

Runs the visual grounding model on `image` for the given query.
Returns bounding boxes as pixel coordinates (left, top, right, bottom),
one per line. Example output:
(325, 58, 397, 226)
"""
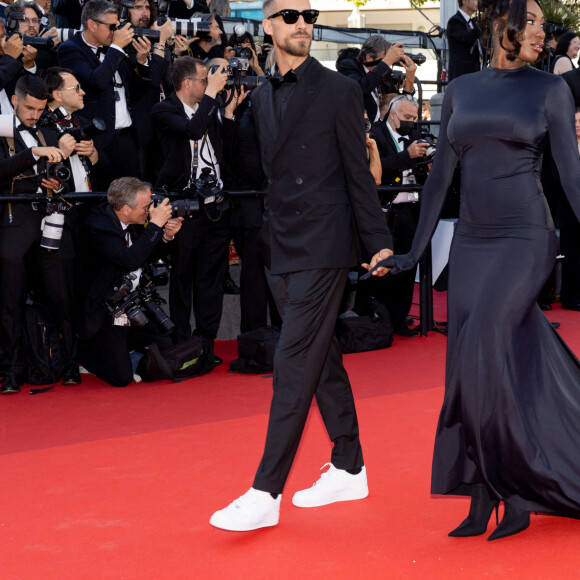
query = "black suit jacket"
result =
(562, 68, 580, 106)
(57, 33, 149, 147)
(447, 11, 482, 81)
(151, 92, 232, 190)
(249, 57, 392, 275)
(77, 203, 164, 340)
(52, 0, 82, 28)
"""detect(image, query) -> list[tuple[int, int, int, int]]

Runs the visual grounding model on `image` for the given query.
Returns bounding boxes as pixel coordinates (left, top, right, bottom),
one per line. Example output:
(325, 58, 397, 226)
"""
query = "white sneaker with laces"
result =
(210, 488, 281, 531)
(292, 463, 368, 508)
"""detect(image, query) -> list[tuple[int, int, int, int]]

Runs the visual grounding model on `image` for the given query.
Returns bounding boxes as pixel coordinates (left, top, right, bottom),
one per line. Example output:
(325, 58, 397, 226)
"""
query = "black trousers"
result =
(253, 268, 364, 494)
(101, 130, 141, 186)
(79, 320, 173, 387)
(0, 211, 76, 374)
(169, 211, 230, 342)
(560, 225, 580, 305)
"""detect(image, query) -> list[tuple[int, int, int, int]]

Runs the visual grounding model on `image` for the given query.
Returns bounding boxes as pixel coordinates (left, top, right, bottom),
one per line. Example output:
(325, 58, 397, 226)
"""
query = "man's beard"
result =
(278, 32, 311, 57)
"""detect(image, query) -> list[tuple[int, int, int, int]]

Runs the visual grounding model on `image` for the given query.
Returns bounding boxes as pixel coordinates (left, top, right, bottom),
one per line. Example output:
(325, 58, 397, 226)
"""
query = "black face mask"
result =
(397, 120, 416, 137)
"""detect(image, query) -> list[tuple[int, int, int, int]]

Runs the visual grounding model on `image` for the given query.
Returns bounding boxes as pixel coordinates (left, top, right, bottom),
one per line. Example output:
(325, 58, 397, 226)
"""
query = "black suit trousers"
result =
(253, 267, 364, 494)
(169, 211, 230, 342)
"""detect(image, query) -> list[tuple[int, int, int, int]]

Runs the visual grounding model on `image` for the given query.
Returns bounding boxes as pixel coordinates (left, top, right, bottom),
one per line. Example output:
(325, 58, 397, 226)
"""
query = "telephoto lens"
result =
(40, 212, 65, 252)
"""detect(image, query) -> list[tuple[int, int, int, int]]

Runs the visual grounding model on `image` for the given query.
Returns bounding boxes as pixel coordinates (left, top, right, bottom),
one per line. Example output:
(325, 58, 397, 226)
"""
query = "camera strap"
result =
(6, 129, 49, 224)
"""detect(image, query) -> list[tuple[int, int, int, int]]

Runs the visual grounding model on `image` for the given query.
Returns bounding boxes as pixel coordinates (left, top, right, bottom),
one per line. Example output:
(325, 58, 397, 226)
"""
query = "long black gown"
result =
(389, 65, 580, 517)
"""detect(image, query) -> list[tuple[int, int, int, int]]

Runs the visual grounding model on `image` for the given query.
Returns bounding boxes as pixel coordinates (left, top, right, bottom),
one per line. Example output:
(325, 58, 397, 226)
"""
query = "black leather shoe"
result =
(539, 303, 552, 311)
(224, 275, 240, 295)
(1, 373, 22, 394)
(62, 364, 82, 386)
(561, 302, 580, 311)
(395, 326, 420, 338)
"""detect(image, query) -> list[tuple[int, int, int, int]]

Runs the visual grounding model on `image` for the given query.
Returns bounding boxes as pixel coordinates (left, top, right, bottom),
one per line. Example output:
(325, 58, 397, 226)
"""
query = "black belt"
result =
(114, 127, 132, 136)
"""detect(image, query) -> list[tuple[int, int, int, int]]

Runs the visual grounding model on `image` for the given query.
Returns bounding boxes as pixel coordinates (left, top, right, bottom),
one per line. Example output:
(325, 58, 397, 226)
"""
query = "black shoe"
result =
(551, 322, 561, 329)
(395, 326, 419, 337)
(62, 364, 82, 386)
(561, 302, 580, 311)
(487, 504, 530, 541)
(449, 483, 499, 537)
(0, 373, 23, 394)
(539, 303, 552, 311)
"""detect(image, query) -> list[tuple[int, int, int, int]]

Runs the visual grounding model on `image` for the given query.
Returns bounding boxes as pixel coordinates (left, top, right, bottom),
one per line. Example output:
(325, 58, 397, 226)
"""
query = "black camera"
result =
(106, 261, 175, 335)
(151, 192, 199, 219)
(46, 162, 71, 182)
(31, 196, 73, 252)
(415, 135, 436, 173)
(39, 109, 107, 144)
(169, 16, 212, 39)
(364, 118, 372, 133)
(118, 0, 161, 43)
(6, 12, 56, 48)
(210, 59, 268, 93)
(394, 53, 426, 66)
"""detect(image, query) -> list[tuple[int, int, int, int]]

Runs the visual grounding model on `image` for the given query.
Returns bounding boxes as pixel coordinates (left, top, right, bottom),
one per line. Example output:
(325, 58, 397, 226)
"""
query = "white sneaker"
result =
(292, 463, 368, 508)
(210, 488, 281, 531)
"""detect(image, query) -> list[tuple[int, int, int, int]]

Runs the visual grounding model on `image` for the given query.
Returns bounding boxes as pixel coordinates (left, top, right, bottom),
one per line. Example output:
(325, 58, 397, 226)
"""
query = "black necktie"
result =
(398, 136, 409, 149)
(269, 69, 298, 90)
(19, 125, 38, 141)
(96, 46, 108, 58)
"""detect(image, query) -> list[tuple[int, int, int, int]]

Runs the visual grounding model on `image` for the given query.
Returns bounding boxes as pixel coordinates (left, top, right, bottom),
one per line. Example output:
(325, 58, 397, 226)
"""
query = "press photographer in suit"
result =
(447, 0, 482, 81)
(77, 177, 182, 387)
(210, 0, 393, 532)
(0, 75, 79, 393)
(151, 56, 241, 346)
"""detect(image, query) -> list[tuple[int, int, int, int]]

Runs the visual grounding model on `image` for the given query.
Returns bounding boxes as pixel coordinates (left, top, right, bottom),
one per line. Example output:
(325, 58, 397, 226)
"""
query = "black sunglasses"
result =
(92, 19, 117, 31)
(268, 9, 319, 24)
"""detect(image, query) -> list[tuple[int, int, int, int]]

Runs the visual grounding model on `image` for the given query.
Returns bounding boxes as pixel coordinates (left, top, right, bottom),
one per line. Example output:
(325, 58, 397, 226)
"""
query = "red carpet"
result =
(2, 294, 580, 579)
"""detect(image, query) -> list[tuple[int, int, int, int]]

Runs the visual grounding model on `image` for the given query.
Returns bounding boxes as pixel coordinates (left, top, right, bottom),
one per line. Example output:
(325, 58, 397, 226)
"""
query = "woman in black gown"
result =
(367, 0, 580, 540)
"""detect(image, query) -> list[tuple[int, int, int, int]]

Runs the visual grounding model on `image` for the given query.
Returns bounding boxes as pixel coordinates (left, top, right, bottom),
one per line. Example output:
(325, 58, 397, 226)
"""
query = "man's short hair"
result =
(81, 0, 118, 29)
(41, 67, 76, 98)
(262, 0, 276, 18)
(14, 75, 48, 101)
(359, 35, 389, 62)
(6, 0, 42, 21)
(108, 176, 151, 211)
(171, 56, 204, 91)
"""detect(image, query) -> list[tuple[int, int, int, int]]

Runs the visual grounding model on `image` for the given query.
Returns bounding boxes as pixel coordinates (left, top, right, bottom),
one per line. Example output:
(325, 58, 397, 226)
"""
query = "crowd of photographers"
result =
(0, 0, 433, 392)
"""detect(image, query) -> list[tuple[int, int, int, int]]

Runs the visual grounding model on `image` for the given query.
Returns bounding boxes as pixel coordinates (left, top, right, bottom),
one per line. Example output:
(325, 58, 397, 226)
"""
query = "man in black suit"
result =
(77, 177, 182, 387)
(57, 0, 149, 185)
(364, 94, 429, 336)
(337, 35, 415, 123)
(0, 75, 79, 393)
(447, 0, 482, 81)
(52, 0, 82, 28)
(210, 0, 393, 532)
(151, 56, 238, 345)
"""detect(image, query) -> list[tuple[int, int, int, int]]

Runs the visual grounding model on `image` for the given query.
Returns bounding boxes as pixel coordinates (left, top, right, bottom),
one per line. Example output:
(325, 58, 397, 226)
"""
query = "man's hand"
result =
(148, 197, 173, 227)
(31, 146, 63, 162)
(173, 34, 198, 55)
(383, 42, 404, 66)
(151, 18, 173, 45)
(2, 34, 23, 59)
(40, 26, 60, 47)
(407, 140, 429, 159)
(223, 45, 236, 60)
(362, 248, 394, 277)
(224, 86, 247, 119)
(163, 217, 183, 239)
(58, 134, 76, 159)
(22, 45, 37, 69)
(41, 177, 61, 190)
(75, 139, 98, 164)
(132, 35, 151, 64)
(112, 22, 135, 49)
(206, 65, 228, 99)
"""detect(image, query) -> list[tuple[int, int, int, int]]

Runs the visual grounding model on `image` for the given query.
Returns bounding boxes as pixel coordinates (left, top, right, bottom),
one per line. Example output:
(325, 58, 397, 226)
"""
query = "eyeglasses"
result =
(63, 84, 81, 93)
(92, 19, 117, 31)
(390, 94, 417, 107)
(268, 9, 319, 24)
(24, 18, 40, 25)
(186, 77, 208, 84)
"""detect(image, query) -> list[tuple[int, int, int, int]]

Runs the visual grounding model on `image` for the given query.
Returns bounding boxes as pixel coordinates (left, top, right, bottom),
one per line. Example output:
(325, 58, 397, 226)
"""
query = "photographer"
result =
(5, 0, 61, 72)
(186, 13, 223, 61)
(57, 0, 151, 184)
(0, 75, 79, 393)
(151, 56, 244, 345)
(117, 0, 174, 181)
(358, 94, 431, 337)
(224, 30, 265, 77)
(0, 18, 37, 114)
(337, 35, 416, 123)
(77, 176, 183, 387)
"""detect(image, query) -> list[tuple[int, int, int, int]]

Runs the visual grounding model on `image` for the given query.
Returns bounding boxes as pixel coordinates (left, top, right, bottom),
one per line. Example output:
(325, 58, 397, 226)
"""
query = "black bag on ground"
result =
(335, 297, 394, 354)
(229, 326, 280, 374)
(136, 336, 221, 382)
(23, 301, 64, 386)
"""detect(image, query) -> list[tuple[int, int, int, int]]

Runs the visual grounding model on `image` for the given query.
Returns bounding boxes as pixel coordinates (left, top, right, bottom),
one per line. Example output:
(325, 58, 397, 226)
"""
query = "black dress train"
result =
(388, 65, 580, 517)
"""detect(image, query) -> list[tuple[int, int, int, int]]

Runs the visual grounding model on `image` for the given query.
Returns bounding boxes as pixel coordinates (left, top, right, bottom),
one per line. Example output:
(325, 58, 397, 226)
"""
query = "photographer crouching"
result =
(77, 176, 183, 387)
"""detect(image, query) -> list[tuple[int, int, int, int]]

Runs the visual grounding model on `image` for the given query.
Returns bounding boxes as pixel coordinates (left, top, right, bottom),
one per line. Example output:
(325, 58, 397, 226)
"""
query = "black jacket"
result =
(447, 11, 482, 81)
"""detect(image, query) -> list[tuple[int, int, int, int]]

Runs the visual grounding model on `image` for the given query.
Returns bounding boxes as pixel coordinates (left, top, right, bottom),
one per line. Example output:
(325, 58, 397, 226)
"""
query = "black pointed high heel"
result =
(487, 503, 530, 541)
(448, 483, 499, 537)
